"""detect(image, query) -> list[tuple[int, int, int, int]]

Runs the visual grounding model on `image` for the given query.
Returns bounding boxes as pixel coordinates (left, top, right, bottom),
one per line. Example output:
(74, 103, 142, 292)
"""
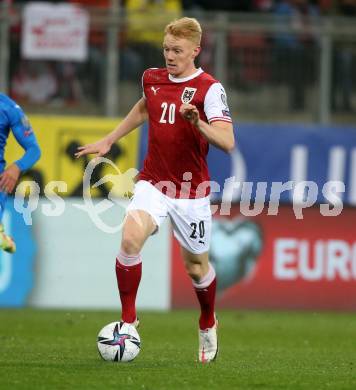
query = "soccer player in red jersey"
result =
(76, 17, 234, 363)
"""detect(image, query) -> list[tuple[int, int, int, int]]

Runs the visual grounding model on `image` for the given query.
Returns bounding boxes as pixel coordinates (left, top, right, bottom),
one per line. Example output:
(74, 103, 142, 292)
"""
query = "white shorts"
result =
(126, 180, 212, 254)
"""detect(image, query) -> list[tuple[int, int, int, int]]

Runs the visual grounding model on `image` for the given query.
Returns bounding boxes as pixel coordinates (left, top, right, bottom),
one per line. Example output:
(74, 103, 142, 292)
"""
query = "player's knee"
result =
(185, 263, 204, 282)
(121, 232, 143, 255)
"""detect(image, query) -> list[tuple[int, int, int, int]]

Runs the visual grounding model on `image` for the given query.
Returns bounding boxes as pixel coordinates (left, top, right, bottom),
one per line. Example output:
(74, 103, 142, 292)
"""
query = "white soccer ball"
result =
(97, 321, 141, 362)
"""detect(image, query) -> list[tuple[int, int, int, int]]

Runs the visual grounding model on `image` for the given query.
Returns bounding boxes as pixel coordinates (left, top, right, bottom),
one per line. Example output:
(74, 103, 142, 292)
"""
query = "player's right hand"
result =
(0, 163, 21, 194)
(179, 103, 200, 126)
(75, 138, 112, 158)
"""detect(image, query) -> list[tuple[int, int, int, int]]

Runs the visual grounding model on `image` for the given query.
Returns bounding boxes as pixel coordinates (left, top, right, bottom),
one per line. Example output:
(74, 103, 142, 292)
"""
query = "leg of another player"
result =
(0, 192, 15, 253)
(116, 210, 156, 324)
(180, 247, 216, 330)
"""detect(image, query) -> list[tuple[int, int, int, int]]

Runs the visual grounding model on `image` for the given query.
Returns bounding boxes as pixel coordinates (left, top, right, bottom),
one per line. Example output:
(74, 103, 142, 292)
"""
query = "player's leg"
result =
(116, 210, 156, 324)
(0, 192, 15, 254)
(180, 247, 218, 363)
(180, 247, 217, 330)
(116, 180, 168, 325)
(168, 195, 217, 362)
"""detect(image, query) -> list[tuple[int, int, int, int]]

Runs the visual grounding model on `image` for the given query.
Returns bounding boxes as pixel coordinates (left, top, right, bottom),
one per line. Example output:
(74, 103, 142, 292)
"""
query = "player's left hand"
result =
(179, 104, 200, 126)
(0, 163, 21, 194)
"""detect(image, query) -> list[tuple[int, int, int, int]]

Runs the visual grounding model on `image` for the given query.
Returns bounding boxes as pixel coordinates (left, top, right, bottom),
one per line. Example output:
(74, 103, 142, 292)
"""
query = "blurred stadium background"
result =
(0, 1, 356, 388)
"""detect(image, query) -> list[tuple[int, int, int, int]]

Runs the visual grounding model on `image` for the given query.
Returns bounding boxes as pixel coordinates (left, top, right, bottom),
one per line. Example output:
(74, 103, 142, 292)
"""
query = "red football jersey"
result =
(139, 67, 232, 199)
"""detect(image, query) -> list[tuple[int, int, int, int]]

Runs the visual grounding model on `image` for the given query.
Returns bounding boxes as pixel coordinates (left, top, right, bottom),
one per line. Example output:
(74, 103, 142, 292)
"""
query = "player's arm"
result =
(180, 83, 235, 153)
(75, 98, 148, 158)
(0, 112, 41, 193)
(180, 104, 235, 153)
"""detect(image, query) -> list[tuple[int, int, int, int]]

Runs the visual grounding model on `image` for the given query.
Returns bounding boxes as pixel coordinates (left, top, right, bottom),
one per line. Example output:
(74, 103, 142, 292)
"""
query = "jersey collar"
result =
(168, 68, 203, 83)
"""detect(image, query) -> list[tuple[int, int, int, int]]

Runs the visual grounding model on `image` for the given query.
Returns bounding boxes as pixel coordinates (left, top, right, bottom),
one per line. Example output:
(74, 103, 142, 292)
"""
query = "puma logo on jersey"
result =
(151, 86, 160, 95)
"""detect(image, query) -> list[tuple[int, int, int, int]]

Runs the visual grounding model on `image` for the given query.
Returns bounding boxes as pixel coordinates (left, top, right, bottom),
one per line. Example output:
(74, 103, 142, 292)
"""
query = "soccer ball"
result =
(97, 321, 141, 362)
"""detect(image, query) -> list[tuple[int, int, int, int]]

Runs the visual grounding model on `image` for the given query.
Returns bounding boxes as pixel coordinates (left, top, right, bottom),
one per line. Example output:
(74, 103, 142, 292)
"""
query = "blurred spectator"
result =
(69, 0, 109, 6)
(337, 0, 356, 15)
(317, 0, 333, 14)
(11, 61, 58, 104)
(182, 0, 253, 11)
(228, 30, 271, 89)
(253, 0, 274, 12)
(54, 62, 84, 105)
(13, 0, 67, 3)
(331, 0, 356, 112)
(273, 0, 319, 110)
(124, 0, 181, 72)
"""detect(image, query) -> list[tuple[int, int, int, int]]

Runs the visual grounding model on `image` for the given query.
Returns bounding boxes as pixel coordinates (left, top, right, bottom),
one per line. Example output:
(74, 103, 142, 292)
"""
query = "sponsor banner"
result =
(22, 3, 89, 61)
(6, 115, 139, 197)
(139, 123, 356, 205)
(172, 204, 356, 310)
(2, 199, 170, 309)
(0, 200, 36, 307)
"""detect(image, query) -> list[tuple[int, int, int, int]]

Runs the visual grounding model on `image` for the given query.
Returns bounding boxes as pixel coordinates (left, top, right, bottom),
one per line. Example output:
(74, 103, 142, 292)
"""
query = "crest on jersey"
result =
(21, 115, 33, 136)
(221, 93, 228, 107)
(21, 115, 30, 128)
(181, 87, 197, 104)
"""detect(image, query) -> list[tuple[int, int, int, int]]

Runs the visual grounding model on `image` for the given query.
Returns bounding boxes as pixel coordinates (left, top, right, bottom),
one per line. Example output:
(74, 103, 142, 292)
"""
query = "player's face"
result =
(163, 34, 200, 78)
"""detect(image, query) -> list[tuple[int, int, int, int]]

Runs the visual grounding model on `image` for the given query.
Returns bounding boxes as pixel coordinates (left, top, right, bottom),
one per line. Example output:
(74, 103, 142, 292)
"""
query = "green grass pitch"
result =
(0, 309, 355, 389)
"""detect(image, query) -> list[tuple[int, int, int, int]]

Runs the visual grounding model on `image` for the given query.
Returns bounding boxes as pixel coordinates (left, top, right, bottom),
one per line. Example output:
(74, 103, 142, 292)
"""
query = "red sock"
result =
(115, 252, 142, 323)
(193, 264, 217, 330)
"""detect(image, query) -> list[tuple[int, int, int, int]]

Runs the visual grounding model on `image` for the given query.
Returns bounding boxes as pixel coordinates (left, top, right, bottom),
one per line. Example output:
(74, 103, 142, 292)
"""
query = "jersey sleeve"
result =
(204, 82, 232, 124)
(8, 104, 41, 172)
